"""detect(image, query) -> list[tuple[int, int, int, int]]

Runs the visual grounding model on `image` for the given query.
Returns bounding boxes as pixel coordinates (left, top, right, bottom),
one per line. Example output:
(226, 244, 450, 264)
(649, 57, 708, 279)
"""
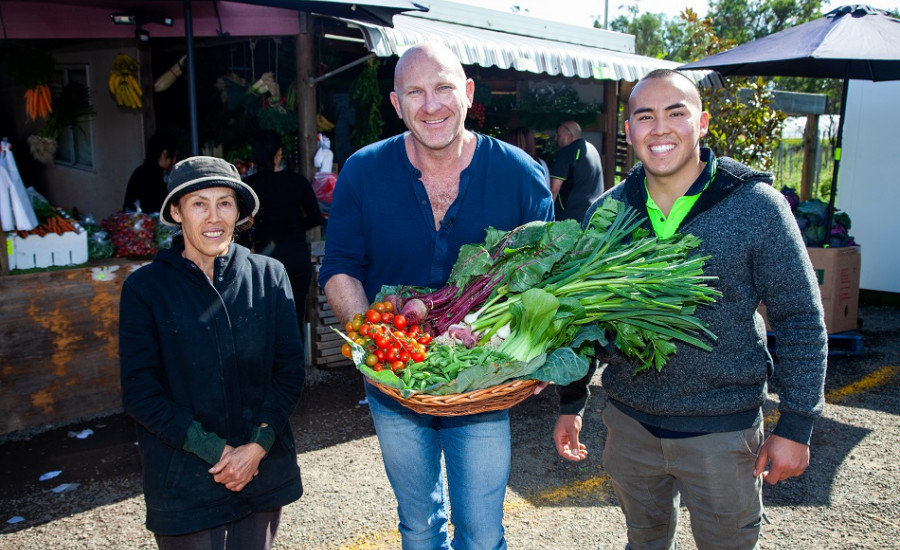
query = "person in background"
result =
(123, 132, 178, 213)
(552, 69, 827, 549)
(119, 156, 306, 550)
(244, 130, 323, 339)
(506, 126, 549, 188)
(319, 43, 553, 549)
(548, 120, 603, 221)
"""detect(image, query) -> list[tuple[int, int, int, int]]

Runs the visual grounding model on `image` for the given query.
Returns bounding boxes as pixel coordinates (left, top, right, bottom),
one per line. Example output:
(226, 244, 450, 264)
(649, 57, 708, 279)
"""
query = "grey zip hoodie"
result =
(559, 149, 827, 445)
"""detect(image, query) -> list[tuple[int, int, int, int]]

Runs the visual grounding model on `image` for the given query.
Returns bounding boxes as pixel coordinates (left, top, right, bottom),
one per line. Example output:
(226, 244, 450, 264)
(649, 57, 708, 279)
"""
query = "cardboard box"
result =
(758, 246, 861, 335)
(8, 227, 89, 270)
(807, 246, 860, 334)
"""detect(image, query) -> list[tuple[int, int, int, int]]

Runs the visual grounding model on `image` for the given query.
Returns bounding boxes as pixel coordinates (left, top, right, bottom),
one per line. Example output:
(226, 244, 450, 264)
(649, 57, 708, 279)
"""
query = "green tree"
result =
(607, 4, 692, 61)
(349, 58, 384, 149)
(681, 10, 785, 170)
(609, 7, 667, 58)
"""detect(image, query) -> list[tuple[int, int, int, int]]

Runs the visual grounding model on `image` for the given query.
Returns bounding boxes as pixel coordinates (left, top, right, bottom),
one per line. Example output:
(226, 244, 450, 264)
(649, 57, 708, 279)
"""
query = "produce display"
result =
(5, 46, 56, 122)
(24, 84, 53, 121)
(109, 54, 143, 110)
(781, 188, 856, 248)
(12, 207, 79, 238)
(339, 198, 721, 400)
(10, 190, 78, 238)
(101, 212, 157, 258)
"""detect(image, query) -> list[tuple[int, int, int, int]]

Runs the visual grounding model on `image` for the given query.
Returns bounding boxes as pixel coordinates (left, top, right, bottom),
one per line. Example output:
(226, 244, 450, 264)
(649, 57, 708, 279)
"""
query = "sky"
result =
(452, 0, 900, 29)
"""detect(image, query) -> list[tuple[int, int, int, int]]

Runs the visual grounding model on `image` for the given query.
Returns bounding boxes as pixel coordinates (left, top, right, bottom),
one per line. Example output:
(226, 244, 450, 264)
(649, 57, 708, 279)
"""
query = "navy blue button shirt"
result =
(319, 133, 554, 301)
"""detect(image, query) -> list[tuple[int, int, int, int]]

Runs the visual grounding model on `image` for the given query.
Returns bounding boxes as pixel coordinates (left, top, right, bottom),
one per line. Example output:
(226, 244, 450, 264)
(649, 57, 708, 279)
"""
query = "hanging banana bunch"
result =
(109, 54, 143, 110)
(316, 112, 335, 132)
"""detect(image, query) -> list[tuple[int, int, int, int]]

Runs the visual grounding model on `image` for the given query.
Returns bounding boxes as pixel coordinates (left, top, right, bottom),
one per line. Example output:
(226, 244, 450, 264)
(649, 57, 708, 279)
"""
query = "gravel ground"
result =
(1, 305, 899, 549)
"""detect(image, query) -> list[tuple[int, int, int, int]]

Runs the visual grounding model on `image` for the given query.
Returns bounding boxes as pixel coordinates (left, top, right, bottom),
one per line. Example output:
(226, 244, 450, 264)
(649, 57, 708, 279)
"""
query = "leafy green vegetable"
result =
(464, 197, 721, 374)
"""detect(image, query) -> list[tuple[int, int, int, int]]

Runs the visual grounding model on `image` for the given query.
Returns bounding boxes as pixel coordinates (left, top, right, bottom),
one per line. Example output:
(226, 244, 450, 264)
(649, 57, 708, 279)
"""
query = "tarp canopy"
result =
(679, 4, 900, 81)
(0, 0, 424, 39)
(350, 14, 712, 83)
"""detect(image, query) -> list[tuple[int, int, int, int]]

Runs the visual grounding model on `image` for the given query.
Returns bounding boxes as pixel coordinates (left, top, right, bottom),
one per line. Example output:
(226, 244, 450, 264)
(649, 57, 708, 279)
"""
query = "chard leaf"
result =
(448, 244, 495, 291)
(486, 221, 549, 255)
(507, 219, 581, 293)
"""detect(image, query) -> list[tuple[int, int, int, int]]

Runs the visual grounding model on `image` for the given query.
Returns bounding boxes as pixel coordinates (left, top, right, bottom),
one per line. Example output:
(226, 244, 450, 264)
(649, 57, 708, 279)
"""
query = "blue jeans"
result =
(364, 381, 510, 550)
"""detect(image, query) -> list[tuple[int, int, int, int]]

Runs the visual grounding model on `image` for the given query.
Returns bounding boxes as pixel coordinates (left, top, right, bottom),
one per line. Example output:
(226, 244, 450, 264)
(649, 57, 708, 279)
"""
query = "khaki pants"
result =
(602, 402, 764, 550)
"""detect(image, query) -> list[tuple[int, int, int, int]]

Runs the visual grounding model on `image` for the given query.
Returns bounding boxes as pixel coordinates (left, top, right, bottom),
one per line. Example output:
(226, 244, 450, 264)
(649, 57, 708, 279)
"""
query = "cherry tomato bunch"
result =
(340, 301, 433, 373)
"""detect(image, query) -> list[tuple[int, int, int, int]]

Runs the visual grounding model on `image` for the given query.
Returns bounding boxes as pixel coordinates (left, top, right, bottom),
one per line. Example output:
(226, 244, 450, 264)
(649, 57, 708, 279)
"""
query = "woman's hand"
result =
(209, 443, 266, 492)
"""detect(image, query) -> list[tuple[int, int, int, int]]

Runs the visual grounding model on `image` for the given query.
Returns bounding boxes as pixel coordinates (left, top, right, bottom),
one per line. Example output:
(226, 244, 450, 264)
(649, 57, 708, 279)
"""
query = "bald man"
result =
(320, 42, 552, 549)
(548, 120, 604, 221)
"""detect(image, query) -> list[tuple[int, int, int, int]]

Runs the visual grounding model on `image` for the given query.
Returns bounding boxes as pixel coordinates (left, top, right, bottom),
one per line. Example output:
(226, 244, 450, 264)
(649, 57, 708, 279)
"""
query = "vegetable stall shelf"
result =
(0, 258, 144, 437)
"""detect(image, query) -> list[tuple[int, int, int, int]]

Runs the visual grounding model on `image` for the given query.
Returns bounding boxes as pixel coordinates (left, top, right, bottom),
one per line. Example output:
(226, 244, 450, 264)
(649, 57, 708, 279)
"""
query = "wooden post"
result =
(138, 43, 156, 142)
(1, 230, 10, 275)
(296, 13, 317, 181)
(602, 80, 619, 190)
(800, 114, 820, 201)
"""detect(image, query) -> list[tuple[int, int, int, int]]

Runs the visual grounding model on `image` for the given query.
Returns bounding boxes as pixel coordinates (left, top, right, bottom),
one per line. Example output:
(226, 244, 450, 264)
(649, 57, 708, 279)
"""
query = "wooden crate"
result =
(309, 241, 349, 368)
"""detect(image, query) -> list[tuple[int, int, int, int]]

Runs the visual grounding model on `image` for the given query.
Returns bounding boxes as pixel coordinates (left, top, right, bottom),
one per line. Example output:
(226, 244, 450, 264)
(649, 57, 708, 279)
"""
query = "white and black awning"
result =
(351, 14, 714, 83)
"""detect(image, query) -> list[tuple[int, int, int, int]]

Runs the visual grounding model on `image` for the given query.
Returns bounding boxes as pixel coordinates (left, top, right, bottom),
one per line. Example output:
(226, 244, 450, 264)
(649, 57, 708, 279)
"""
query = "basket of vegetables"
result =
(337, 198, 722, 416)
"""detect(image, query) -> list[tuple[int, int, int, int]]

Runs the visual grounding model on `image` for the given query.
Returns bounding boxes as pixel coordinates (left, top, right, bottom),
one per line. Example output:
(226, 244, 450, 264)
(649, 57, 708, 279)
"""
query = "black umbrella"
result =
(679, 4, 900, 236)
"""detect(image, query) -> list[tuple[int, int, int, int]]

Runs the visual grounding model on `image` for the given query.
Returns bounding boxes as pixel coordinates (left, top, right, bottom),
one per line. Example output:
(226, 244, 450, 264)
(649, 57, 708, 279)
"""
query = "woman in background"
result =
(244, 130, 323, 340)
(507, 126, 550, 188)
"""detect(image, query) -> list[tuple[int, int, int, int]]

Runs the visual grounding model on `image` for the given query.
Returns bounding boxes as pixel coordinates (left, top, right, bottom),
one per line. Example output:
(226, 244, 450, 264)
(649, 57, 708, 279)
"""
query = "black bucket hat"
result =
(160, 156, 259, 227)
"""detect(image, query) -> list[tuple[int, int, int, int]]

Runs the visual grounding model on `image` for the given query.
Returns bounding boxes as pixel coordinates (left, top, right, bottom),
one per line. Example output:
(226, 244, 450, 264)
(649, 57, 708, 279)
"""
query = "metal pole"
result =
(823, 78, 848, 244)
(184, 0, 199, 156)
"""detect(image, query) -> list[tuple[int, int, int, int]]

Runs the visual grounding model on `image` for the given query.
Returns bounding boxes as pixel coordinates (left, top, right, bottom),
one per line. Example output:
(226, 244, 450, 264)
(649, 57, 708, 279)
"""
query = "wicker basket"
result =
(370, 378, 540, 416)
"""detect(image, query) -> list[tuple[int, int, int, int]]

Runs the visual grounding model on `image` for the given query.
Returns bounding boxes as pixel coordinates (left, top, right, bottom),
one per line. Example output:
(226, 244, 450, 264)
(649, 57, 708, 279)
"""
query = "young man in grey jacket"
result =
(553, 69, 827, 549)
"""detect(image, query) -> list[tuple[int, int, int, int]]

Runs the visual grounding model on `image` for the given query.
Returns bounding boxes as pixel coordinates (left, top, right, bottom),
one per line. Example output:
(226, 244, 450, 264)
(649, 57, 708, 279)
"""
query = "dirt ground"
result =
(1, 305, 899, 549)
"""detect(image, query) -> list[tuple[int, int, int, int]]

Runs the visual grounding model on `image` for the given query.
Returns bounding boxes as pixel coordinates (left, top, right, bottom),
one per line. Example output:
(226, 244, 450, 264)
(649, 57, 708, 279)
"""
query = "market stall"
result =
(0, 257, 141, 436)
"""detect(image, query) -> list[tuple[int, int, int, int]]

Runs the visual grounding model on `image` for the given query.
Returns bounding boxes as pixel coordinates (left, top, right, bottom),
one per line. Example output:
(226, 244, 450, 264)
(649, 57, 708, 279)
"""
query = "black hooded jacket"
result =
(119, 240, 305, 535)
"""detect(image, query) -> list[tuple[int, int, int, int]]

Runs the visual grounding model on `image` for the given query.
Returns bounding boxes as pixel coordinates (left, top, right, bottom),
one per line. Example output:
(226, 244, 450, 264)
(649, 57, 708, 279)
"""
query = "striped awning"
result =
(353, 15, 715, 83)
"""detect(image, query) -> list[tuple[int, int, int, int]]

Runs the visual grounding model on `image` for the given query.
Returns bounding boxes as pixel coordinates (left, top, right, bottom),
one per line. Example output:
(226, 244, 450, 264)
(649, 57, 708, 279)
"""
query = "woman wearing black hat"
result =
(119, 156, 305, 549)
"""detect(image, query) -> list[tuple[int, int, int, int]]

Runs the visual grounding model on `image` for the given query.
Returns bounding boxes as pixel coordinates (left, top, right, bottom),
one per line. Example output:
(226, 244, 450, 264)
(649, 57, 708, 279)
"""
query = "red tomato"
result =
(417, 333, 432, 345)
(392, 314, 408, 330)
(391, 360, 405, 373)
(375, 349, 386, 361)
(366, 309, 382, 323)
(373, 363, 384, 372)
(381, 312, 393, 324)
(375, 335, 390, 349)
(399, 350, 410, 363)
(411, 351, 426, 363)
(359, 324, 371, 336)
(386, 347, 399, 362)
(407, 324, 421, 336)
